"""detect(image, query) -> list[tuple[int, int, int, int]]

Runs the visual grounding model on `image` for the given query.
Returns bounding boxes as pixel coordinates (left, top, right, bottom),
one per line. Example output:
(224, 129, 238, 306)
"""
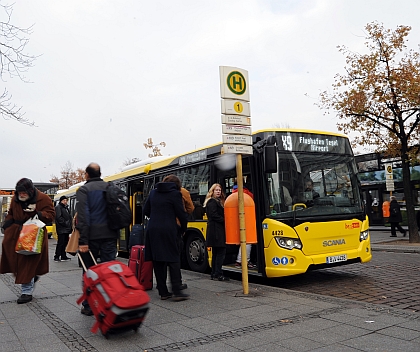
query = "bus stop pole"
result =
(236, 154, 249, 294)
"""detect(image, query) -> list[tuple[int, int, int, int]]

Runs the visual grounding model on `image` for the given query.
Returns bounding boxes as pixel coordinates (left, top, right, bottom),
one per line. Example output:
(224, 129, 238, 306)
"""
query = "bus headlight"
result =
(275, 237, 302, 250)
(359, 230, 369, 241)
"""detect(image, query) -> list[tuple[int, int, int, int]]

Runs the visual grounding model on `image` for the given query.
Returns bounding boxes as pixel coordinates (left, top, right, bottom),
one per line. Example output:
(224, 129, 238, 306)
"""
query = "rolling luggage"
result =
(129, 245, 153, 290)
(128, 224, 145, 251)
(76, 251, 150, 338)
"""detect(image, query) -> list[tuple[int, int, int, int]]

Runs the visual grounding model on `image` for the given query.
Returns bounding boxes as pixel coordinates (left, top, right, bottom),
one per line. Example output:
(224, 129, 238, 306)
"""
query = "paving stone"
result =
(0, 232, 419, 352)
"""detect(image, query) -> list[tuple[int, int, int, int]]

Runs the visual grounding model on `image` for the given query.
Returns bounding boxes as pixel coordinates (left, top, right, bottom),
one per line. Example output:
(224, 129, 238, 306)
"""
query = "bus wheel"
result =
(186, 233, 208, 273)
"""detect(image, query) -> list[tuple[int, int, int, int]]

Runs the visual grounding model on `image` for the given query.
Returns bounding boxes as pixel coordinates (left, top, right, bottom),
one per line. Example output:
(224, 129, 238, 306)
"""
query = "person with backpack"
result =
(76, 162, 119, 316)
(389, 196, 406, 237)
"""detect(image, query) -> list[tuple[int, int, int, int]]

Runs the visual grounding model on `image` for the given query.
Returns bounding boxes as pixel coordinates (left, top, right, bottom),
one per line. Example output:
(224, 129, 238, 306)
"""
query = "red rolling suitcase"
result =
(77, 252, 150, 338)
(129, 245, 153, 290)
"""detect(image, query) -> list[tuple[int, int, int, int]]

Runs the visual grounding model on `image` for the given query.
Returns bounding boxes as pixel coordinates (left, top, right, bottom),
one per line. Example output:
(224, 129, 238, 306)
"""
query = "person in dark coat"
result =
(162, 174, 195, 290)
(0, 178, 55, 304)
(144, 177, 189, 301)
(54, 195, 72, 262)
(304, 179, 320, 207)
(389, 196, 406, 237)
(76, 162, 119, 316)
(204, 183, 229, 281)
(417, 209, 420, 231)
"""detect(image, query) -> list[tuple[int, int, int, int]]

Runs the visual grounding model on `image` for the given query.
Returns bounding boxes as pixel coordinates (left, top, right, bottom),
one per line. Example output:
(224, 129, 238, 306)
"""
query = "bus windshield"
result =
(267, 152, 363, 219)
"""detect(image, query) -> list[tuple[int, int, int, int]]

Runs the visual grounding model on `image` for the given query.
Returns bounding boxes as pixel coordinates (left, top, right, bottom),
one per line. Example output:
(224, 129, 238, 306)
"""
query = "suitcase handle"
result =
(119, 276, 132, 288)
(77, 250, 98, 271)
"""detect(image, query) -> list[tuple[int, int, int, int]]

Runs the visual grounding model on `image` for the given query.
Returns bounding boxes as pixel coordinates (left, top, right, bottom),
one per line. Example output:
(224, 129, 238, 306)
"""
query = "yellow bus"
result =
(56, 129, 372, 278)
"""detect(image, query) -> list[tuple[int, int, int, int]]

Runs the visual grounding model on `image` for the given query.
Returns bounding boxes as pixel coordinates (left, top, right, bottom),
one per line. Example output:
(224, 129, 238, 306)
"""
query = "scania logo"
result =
(323, 239, 346, 247)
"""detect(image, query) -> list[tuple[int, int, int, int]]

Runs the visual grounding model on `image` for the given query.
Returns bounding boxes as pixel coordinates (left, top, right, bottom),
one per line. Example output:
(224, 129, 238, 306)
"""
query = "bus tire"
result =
(185, 232, 208, 273)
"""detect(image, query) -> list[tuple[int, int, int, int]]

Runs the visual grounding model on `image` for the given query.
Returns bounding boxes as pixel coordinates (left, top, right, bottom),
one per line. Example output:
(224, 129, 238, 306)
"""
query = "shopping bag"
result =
(15, 215, 45, 255)
(66, 228, 79, 256)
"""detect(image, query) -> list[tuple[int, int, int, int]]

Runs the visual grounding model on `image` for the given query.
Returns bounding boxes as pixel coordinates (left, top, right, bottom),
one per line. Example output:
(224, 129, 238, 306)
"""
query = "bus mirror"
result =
(264, 145, 277, 173)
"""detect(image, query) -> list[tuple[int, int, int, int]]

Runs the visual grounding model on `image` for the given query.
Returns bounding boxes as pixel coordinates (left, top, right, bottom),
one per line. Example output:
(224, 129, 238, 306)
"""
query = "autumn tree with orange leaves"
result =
(319, 22, 420, 243)
(50, 161, 85, 190)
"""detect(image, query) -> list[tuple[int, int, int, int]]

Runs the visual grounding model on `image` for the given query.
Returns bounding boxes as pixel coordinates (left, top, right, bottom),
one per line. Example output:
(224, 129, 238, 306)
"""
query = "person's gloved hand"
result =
(23, 204, 36, 212)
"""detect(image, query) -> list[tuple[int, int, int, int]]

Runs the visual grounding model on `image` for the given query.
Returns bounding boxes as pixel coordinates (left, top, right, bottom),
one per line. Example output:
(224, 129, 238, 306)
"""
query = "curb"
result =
(371, 245, 420, 253)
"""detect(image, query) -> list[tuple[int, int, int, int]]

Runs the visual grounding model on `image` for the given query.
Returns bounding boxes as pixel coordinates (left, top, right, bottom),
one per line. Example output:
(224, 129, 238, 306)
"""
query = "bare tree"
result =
(122, 157, 141, 167)
(0, 2, 37, 125)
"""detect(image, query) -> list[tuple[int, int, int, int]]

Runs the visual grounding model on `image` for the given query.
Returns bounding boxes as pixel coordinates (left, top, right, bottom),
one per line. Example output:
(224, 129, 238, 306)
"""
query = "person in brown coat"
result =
(0, 178, 55, 304)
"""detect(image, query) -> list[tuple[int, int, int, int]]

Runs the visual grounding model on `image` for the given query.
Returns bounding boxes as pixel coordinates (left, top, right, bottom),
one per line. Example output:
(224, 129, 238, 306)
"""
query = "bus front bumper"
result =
(264, 239, 372, 278)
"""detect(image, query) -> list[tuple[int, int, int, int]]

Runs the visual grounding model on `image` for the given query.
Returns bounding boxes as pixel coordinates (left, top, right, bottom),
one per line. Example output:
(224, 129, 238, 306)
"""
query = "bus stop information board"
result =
(219, 66, 252, 294)
(219, 66, 252, 155)
(385, 163, 394, 191)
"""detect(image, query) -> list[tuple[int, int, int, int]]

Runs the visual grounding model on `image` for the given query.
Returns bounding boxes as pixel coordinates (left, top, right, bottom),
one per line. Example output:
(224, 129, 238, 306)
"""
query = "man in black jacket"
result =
(76, 162, 118, 315)
(54, 195, 72, 262)
(389, 196, 406, 237)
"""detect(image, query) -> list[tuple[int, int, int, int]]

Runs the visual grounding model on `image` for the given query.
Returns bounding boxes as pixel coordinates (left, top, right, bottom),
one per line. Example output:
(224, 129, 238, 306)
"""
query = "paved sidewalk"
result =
(369, 226, 420, 253)
(0, 231, 419, 351)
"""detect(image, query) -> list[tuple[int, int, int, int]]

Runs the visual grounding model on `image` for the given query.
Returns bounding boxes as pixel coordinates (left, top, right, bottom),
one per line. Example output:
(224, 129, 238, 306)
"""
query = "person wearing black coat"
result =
(204, 183, 229, 281)
(389, 196, 406, 237)
(54, 195, 73, 262)
(417, 209, 420, 231)
(144, 179, 189, 301)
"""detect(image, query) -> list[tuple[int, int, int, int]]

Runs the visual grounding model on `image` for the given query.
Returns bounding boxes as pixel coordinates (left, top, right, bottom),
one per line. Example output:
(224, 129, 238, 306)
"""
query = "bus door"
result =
(115, 181, 130, 252)
(362, 189, 383, 225)
(215, 157, 258, 266)
(129, 179, 145, 250)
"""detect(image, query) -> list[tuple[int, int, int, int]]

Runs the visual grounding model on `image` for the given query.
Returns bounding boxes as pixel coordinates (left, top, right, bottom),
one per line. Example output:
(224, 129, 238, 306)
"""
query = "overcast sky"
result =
(1, 0, 420, 188)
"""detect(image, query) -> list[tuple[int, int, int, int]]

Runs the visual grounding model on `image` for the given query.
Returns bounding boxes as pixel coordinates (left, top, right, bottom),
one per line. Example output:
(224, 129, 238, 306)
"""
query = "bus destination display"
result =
(276, 132, 348, 154)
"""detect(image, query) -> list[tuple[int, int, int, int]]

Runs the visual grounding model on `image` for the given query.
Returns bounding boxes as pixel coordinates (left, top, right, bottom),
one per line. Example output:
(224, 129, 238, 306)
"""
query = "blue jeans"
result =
(21, 277, 34, 295)
(80, 238, 117, 308)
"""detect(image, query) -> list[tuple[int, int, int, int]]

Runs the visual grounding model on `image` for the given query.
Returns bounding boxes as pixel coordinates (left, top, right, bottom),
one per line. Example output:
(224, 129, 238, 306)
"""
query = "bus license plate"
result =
(326, 254, 347, 264)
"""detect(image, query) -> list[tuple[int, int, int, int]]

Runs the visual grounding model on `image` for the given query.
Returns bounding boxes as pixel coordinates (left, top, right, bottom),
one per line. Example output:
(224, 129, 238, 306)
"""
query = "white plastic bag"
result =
(15, 215, 46, 255)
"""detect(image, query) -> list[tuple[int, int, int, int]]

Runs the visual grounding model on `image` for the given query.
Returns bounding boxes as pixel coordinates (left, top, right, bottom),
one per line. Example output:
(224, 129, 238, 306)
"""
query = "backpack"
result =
(105, 182, 132, 230)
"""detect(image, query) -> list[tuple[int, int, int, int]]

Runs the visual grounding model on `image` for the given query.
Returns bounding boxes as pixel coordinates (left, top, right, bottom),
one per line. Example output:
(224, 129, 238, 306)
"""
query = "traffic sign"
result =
(221, 99, 251, 116)
(385, 163, 394, 190)
(386, 182, 395, 191)
(221, 115, 251, 126)
(219, 65, 252, 295)
(222, 135, 252, 145)
(385, 163, 393, 179)
(219, 66, 250, 101)
(223, 144, 253, 155)
(222, 124, 252, 135)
